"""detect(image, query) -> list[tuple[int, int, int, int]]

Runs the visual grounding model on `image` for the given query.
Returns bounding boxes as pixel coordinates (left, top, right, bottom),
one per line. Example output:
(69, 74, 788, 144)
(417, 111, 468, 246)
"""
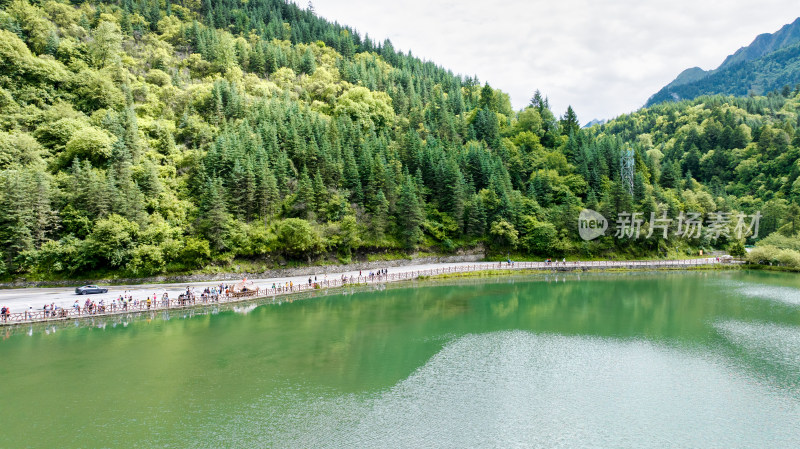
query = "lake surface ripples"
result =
(2, 270, 799, 448)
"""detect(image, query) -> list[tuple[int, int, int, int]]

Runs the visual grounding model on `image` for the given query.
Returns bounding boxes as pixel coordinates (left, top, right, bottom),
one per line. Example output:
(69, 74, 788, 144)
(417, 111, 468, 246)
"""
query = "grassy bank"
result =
(483, 253, 718, 263)
(419, 264, 738, 281)
(740, 264, 800, 273)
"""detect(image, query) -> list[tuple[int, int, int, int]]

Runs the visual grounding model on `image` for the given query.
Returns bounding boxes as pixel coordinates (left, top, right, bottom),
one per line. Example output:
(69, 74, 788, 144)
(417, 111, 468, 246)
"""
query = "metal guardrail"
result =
(0, 258, 727, 326)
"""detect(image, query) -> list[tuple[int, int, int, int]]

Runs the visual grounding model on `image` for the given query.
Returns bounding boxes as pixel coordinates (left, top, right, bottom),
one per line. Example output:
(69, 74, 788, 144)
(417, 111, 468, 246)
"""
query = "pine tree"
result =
(312, 169, 326, 213)
(342, 147, 363, 204)
(299, 47, 316, 74)
(465, 196, 487, 237)
(340, 30, 355, 59)
(479, 83, 494, 110)
(199, 178, 231, 252)
(261, 169, 279, 220)
(111, 158, 146, 224)
(250, 43, 266, 75)
(0, 170, 33, 271)
(660, 158, 678, 189)
(473, 109, 499, 147)
(30, 171, 58, 248)
(241, 165, 257, 220)
(371, 190, 389, 240)
(148, 0, 161, 31)
(530, 90, 549, 114)
(559, 106, 580, 136)
(439, 158, 465, 227)
(44, 30, 60, 56)
(294, 168, 315, 219)
(396, 175, 424, 249)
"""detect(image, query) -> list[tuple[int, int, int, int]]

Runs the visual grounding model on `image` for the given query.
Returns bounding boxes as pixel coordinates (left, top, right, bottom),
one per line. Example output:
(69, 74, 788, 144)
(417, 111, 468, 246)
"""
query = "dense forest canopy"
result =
(0, 0, 798, 279)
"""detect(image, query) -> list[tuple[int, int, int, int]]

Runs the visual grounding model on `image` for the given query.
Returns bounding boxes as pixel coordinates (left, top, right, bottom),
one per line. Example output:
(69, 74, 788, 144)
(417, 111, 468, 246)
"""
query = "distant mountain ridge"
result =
(719, 17, 800, 69)
(662, 67, 708, 90)
(582, 118, 606, 128)
(646, 17, 800, 106)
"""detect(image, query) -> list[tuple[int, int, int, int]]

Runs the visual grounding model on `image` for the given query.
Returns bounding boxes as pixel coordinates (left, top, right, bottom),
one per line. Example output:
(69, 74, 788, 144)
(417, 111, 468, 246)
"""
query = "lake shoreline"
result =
(0, 253, 727, 289)
(419, 264, 738, 280)
(0, 258, 735, 327)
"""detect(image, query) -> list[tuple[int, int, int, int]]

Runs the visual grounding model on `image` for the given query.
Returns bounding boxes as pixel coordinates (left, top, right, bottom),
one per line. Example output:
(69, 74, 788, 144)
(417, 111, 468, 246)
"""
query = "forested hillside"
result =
(717, 17, 800, 70)
(646, 43, 800, 106)
(595, 93, 800, 233)
(646, 17, 800, 106)
(0, 0, 798, 279)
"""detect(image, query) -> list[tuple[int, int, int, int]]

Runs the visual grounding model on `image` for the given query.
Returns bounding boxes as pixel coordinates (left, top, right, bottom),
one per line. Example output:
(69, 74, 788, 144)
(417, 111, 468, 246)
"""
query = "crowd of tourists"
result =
(1, 269, 398, 323)
(264, 268, 390, 292)
(336, 268, 390, 285)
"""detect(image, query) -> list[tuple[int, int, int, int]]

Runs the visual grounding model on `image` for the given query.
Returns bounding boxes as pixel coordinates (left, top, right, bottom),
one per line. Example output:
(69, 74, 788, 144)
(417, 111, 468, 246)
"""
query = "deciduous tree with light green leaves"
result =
(89, 21, 122, 67)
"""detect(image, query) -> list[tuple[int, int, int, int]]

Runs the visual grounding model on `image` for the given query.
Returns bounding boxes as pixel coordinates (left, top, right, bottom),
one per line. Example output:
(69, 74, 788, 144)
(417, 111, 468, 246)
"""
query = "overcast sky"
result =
(308, 0, 799, 122)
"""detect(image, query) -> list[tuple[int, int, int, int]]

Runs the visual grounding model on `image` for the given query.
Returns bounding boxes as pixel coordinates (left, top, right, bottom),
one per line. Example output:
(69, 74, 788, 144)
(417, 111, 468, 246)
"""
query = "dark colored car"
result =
(75, 285, 108, 295)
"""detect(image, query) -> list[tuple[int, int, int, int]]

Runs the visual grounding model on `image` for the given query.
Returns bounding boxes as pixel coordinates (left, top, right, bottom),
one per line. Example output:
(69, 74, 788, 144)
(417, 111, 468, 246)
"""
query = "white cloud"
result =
(310, 0, 799, 121)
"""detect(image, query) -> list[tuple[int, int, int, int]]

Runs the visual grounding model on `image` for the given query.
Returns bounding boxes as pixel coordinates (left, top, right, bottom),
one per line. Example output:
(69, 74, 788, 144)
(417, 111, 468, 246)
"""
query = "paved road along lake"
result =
(1, 270, 799, 448)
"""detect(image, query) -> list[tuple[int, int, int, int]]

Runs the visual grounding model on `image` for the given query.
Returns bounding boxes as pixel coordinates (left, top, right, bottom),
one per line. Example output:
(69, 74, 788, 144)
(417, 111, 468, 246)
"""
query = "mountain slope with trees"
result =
(647, 17, 800, 106)
(0, 0, 798, 280)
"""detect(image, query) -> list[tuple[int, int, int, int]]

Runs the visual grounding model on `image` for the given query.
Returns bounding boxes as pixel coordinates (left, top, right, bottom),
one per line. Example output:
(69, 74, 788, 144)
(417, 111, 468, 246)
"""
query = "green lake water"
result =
(2, 270, 800, 448)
